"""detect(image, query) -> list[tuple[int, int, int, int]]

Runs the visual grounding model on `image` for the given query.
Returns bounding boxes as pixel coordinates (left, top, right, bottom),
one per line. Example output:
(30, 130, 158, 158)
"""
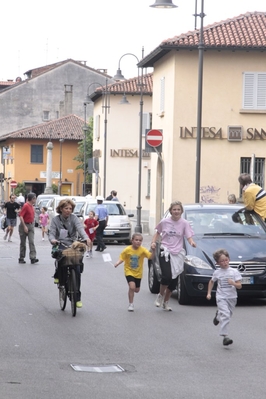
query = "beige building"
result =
(138, 11, 266, 232)
(90, 74, 153, 232)
(88, 12, 266, 234)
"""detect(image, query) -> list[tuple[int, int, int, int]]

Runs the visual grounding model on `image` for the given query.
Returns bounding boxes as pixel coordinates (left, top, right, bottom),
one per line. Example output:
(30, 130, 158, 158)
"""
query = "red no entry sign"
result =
(10, 180, 17, 188)
(146, 129, 163, 147)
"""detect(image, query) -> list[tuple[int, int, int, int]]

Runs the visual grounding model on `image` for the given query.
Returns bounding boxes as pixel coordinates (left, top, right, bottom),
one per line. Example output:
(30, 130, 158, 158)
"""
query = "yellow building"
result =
(0, 115, 84, 200)
(139, 11, 266, 232)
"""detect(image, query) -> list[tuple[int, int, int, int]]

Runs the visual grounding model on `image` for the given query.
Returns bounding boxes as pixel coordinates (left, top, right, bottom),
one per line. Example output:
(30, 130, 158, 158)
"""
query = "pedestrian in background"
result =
(152, 200, 196, 311)
(238, 173, 266, 221)
(84, 210, 99, 257)
(3, 194, 20, 242)
(94, 196, 108, 252)
(17, 192, 25, 208)
(111, 190, 119, 201)
(106, 191, 114, 200)
(207, 248, 242, 346)
(39, 206, 49, 241)
(114, 233, 155, 312)
(228, 194, 237, 204)
(18, 193, 38, 264)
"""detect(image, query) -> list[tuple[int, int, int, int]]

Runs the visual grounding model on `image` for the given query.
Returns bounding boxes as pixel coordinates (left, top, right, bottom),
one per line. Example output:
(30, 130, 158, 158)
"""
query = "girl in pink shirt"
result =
(39, 206, 50, 241)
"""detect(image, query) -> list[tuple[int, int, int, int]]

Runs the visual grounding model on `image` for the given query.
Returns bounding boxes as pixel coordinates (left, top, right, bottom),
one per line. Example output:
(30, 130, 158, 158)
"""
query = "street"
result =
(1, 227, 266, 399)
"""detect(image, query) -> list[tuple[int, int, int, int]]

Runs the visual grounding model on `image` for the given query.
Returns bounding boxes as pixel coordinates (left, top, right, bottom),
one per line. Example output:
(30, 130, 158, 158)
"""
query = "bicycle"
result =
(52, 241, 86, 317)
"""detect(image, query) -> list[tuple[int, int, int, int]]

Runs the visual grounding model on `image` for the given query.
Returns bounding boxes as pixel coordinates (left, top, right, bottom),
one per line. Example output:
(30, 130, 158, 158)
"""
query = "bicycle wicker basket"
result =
(60, 247, 85, 266)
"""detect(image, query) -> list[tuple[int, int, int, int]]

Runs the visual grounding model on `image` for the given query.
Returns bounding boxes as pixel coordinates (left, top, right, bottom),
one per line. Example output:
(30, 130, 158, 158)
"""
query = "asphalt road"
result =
(1, 227, 266, 399)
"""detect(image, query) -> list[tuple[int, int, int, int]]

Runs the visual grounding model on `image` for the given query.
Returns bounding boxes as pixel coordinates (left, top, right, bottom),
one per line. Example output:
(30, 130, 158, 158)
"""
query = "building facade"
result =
(0, 115, 84, 200)
(138, 11, 266, 232)
(0, 59, 113, 136)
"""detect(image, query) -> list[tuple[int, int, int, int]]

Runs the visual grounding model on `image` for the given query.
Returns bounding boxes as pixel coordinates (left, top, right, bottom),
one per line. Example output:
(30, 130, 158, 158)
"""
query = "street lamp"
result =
(84, 78, 110, 198)
(114, 52, 144, 233)
(59, 138, 64, 196)
(150, 0, 205, 203)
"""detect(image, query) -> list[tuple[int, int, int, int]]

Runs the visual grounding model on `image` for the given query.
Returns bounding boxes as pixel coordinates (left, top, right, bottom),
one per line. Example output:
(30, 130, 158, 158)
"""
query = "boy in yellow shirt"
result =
(114, 233, 155, 311)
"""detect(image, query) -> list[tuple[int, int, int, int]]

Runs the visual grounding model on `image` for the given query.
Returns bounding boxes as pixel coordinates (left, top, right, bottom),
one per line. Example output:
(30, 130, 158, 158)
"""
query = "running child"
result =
(206, 248, 242, 346)
(39, 206, 49, 241)
(114, 233, 155, 312)
(84, 210, 99, 258)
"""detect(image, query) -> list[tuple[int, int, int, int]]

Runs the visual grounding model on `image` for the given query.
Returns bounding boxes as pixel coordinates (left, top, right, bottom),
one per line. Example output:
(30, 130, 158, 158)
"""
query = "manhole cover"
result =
(70, 364, 125, 373)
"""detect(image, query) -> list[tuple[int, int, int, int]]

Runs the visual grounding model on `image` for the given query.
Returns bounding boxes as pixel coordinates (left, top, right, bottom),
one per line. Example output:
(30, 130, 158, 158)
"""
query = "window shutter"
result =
(160, 77, 165, 113)
(142, 113, 151, 137)
(243, 73, 255, 108)
(257, 73, 266, 107)
(94, 115, 100, 140)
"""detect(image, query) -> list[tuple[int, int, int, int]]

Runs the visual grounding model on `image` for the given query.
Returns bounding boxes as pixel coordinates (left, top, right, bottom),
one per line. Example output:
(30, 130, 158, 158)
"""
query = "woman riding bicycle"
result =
(48, 198, 91, 309)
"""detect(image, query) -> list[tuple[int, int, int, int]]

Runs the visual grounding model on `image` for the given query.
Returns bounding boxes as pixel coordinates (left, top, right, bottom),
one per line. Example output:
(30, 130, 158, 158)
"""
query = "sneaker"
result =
(42, 238, 44, 241)
(162, 301, 172, 311)
(31, 258, 39, 264)
(18, 258, 26, 264)
(223, 337, 233, 346)
(54, 278, 59, 284)
(213, 311, 219, 326)
(128, 303, 134, 312)
(76, 301, 83, 308)
(95, 248, 100, 251)
(154, 293, 164, 307)
(85, 251, 90, 258)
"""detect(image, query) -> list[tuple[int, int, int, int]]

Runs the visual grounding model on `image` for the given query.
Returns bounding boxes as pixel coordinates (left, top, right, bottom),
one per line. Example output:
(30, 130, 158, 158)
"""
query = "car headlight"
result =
(185, 255, 213, 269)
(121, 223, 130, 227)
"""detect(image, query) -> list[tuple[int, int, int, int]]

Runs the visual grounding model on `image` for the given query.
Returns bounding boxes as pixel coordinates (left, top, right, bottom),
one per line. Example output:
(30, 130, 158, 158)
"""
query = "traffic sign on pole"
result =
(10, 180, 17, 188)
(146, 129, 163, 147)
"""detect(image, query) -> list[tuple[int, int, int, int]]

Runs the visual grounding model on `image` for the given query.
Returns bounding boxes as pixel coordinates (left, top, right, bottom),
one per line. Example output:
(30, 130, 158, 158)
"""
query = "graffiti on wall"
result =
(200, 185, 221, 203)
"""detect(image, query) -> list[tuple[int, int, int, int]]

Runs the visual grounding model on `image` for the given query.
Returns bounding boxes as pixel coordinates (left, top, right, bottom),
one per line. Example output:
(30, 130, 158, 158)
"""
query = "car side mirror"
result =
(128, 214, 134, 217)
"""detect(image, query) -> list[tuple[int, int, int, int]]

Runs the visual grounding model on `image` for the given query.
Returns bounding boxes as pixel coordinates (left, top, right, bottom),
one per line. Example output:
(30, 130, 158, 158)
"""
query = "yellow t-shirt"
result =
(120, 245, 152, 279)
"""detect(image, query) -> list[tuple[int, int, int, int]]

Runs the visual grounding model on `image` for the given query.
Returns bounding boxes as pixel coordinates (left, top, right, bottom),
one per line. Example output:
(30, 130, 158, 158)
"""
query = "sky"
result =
(1, 0, 265, 81)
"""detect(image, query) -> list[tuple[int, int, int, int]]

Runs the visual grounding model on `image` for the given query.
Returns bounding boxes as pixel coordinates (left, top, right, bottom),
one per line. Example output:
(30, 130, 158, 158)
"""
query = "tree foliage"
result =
(74, 117, 93, 184)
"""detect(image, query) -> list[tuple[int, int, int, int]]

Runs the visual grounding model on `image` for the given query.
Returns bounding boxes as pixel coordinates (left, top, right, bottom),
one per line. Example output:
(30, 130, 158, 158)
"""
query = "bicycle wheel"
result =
(59, 285, 67, 310)
(69, 268, 77, 317)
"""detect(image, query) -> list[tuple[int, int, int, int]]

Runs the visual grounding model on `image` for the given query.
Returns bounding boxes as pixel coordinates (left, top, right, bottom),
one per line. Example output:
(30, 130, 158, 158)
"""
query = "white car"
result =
(81, 200, 134, 244)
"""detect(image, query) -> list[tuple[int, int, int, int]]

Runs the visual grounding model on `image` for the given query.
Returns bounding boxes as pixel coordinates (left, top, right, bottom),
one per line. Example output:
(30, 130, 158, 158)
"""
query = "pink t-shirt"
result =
(155, 217, 194, 254)
(39, 213, 49, 227)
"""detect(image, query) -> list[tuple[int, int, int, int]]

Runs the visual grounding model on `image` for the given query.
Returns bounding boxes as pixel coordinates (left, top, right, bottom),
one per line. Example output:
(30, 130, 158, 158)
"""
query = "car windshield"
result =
(185, 209, 266, 236)
(85, 203, 126, 216)
(74, 202, 85, 213)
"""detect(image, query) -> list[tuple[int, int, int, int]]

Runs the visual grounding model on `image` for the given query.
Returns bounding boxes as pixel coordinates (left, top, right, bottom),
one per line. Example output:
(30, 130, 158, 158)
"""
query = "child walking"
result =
(84, 211, 99, 258)
(207, 248, 242, 346)
(114, 233, 155, 312)
(39, 207, 49, 241)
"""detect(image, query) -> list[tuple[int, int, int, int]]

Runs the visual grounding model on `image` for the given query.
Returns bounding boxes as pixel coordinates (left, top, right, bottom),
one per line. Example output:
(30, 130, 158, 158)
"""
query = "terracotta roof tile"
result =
(162, 12, 266, 48)
(91, 73, 153, 101)
(0, 114, 84, 142)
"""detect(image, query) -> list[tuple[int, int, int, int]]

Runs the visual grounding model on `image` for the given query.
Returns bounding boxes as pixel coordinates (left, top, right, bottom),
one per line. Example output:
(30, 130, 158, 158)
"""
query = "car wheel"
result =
(177, 273, 191, 305)
(35, 222, 39, 227)
(148, 261, 160, 294)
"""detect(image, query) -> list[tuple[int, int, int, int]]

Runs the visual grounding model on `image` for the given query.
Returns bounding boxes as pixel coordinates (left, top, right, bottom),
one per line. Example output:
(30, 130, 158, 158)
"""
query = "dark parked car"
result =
(148, 204, 266, 305)
(34, 198, 52, 227)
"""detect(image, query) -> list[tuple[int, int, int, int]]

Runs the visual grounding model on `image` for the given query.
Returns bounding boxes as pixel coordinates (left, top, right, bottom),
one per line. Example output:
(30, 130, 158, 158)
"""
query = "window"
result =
(43, 111, 50, 121)
(243, 72, 266, 109)
(147, 169, 151, 197)
(160, 77, 165, 114)
(240, 157, 265, 195)
(142, 113, 152, 137)
(31, 145, 43, 163)
(94, 115, 100, 140)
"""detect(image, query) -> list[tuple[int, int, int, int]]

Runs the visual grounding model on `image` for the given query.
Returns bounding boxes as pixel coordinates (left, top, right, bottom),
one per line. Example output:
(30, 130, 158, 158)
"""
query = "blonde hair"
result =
(169, 200, 184, 214)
